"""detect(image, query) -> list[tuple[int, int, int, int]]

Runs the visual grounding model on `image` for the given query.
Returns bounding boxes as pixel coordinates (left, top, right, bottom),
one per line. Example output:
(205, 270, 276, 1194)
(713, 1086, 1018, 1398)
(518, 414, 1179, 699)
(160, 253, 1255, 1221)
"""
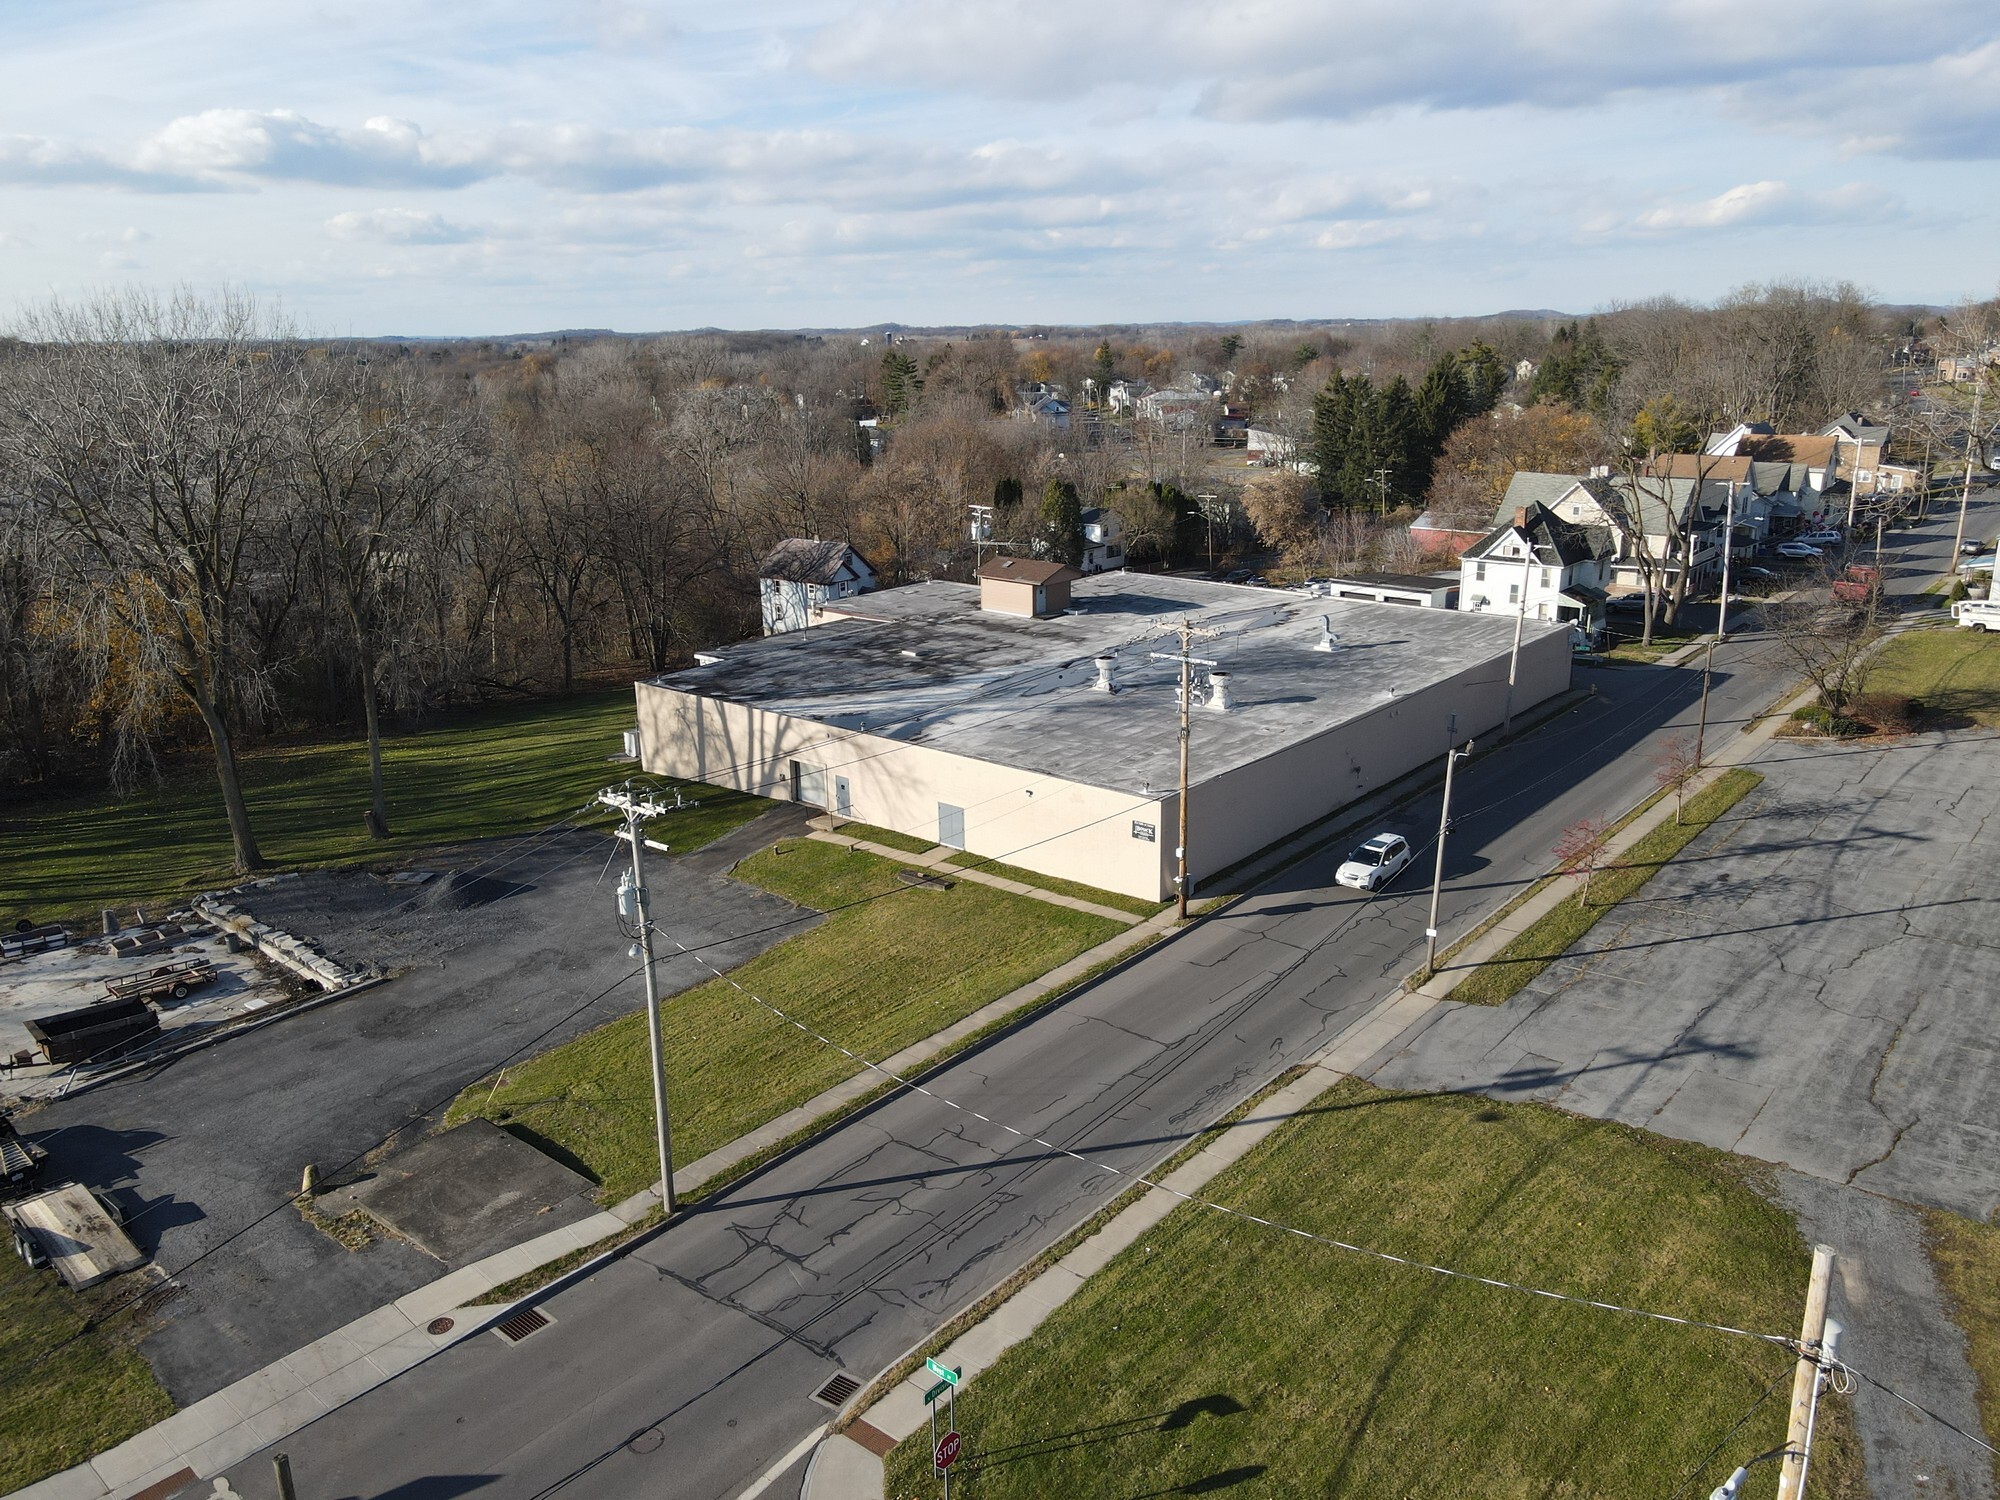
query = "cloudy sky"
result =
(2, 1, 1995, 334)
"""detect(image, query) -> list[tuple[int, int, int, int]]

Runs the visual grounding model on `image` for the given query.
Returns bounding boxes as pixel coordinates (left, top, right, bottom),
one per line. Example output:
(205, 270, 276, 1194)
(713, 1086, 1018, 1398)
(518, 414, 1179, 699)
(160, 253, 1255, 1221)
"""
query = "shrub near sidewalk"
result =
(884, 1080, 1861, 1500)
(1448, 768, 1763, 1007)
(448, 839, 1120, 1200)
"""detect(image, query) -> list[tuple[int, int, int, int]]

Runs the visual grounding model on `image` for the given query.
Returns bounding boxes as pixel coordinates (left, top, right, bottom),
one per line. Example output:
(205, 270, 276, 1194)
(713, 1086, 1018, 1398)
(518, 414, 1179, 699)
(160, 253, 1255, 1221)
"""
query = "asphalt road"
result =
(18, 812, 816, 1405)
(207, 507, 2000, 1500)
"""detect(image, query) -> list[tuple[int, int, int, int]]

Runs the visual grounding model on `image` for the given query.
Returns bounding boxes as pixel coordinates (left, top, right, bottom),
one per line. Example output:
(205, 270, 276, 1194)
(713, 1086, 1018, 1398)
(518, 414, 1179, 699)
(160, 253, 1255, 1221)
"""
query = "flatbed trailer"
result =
(104, 956, 217, 1004)
(4, 1182, 147, 1288)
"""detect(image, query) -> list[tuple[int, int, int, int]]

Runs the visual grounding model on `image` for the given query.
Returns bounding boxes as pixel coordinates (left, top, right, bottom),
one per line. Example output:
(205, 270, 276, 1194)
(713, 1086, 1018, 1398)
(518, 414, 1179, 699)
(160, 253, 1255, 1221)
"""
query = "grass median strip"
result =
(3, 689, 769, 922)
(1445, 767, 1763, 1007)
(1923, 1208, 2000, 1493)
(447, 838, 1121, 1201)
(884, 1078, 1861, 1500)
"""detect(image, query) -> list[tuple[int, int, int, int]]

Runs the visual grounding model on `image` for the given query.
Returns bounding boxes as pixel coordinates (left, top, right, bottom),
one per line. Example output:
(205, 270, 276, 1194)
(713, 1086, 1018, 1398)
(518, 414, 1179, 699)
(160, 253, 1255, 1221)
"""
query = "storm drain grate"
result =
(492, 1306, 553, 1344)
(812, 1372, 862, 1409)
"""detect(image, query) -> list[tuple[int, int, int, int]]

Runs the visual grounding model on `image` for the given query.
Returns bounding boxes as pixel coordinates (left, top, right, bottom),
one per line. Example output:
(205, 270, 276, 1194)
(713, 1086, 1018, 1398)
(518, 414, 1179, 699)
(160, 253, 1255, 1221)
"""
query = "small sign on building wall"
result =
(1131, 820, 1156, 842)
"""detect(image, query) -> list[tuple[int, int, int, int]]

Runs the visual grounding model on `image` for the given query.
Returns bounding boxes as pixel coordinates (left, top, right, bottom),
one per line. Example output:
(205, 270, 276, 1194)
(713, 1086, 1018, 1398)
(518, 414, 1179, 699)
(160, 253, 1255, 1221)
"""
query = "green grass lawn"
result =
(0, 1253, 172, 1493)
(1868, 627, 2000, 727)
(1448, 768, 1762, 1006)
(940, 852, 1167, 918)
(1600, 626, 1704, 663)
(838, 822, 942, 856)
(1924, 1209, 2000, 1493)
(0, 689, 769, 923)
(447, 839, 1121, 1200)
(886, 1080, 1861, 1500)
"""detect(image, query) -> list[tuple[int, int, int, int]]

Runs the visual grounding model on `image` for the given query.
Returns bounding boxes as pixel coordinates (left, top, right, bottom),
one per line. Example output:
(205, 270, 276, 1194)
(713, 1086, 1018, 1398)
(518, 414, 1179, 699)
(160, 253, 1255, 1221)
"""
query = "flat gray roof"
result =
(647, 574, 1563, 796)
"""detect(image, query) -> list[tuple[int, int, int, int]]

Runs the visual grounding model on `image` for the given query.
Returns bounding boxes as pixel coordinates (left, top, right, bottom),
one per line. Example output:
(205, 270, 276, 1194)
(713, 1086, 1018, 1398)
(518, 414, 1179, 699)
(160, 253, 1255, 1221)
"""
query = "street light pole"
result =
(1694, 639, 1715, 769)
(1424, 727, 1473, 973)
(1948, 380, 1985, 572)
(1716, 480, 1737, 642)
(1502, 552, 1531, 731)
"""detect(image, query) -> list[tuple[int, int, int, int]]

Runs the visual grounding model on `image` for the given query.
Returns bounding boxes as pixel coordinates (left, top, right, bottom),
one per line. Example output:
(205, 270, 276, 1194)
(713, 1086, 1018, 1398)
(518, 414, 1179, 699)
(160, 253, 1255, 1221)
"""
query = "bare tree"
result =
(293, 358, 481, 835)
(1552, 817, 1615, 906)
(1, 290, 298, 872)
(1652, 734, 1701, 824)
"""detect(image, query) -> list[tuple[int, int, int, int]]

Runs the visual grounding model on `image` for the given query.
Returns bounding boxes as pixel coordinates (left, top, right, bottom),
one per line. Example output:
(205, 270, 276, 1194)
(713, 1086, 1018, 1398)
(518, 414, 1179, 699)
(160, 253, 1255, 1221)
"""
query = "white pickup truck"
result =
(1951, 599, 2000, 632)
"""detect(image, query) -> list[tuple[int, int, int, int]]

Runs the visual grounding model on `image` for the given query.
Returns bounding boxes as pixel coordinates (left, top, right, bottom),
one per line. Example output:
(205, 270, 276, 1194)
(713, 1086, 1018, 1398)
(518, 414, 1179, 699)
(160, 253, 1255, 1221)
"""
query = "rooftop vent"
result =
(1092, 653, 1117, 693)
(1207, 670, 1234, 712)
(1315, 617, 1341, 653)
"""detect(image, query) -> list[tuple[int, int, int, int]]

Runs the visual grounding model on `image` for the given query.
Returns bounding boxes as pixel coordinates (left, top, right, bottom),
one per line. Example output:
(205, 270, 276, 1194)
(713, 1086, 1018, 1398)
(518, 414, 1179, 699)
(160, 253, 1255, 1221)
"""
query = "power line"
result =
(649, 916, 1797, 1354)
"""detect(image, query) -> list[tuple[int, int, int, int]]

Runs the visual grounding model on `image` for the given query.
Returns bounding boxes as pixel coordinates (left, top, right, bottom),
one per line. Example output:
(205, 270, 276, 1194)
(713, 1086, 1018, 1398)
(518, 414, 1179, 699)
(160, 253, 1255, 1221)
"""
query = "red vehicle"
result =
(1831, 564, 1880, 603)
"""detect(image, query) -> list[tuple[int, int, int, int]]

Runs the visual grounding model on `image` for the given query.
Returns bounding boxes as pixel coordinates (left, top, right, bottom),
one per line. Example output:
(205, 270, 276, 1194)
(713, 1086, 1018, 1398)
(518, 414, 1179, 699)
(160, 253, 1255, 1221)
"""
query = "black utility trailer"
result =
(25, 998, 161, 1066)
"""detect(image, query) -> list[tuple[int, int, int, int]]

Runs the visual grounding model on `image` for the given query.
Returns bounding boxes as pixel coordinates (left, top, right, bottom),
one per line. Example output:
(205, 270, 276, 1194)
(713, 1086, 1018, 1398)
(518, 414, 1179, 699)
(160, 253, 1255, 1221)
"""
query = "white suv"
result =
(1336, 834, 1413, 891)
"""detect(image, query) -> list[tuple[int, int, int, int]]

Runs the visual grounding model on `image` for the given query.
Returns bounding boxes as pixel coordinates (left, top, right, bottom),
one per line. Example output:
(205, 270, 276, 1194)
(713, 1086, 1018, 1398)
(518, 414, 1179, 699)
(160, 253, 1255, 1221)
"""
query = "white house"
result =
(1139, 388, 1215, 428)
(758, 539, 878, 636)
(1079, 506, 1126, 574)
(1458, 500, 1615, 634)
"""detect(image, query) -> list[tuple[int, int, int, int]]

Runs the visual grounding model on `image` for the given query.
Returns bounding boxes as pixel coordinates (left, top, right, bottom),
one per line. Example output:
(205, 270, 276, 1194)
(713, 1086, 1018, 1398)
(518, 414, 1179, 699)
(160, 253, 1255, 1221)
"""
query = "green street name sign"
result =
(925, 1358, 961, 1386)
(923, 1379, 953, 1406)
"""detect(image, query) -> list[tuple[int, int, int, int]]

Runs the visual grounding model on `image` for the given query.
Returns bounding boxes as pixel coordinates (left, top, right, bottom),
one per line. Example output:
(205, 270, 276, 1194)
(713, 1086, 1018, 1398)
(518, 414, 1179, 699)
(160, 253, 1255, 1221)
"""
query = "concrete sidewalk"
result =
(791, 677, 1818, 1500)
(802, 823, 1147, 925)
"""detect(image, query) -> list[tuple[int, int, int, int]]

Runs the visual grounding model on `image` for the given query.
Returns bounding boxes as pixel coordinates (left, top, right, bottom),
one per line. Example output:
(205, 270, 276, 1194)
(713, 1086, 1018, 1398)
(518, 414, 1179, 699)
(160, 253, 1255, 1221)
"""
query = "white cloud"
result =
(324, 208, 474, 244)
(804, 0, 2000, 156)
(137, 110, 477, 187)
(1635, 180, 1896, 232)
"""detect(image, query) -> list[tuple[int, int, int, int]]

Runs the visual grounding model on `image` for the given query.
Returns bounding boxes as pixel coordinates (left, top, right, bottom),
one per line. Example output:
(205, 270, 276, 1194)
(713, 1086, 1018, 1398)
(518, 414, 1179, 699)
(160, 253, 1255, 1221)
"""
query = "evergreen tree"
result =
(1092, 341, 1117, 402)
(1040, 478, 1086, 566)
(1375, 375, 1422, 508)
(1413, 352, 1466, 454)
(992, 475, 1025, 539)
(1460, 340, 1508, 414)
(880, 349, 921, 418)
(1529, 320, 1620, 416)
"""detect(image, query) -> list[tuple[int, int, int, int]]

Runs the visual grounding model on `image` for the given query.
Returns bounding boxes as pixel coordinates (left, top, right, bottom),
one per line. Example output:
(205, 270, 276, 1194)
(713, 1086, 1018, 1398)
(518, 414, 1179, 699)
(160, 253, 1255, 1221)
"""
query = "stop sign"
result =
(935, 1431, 962, 1470)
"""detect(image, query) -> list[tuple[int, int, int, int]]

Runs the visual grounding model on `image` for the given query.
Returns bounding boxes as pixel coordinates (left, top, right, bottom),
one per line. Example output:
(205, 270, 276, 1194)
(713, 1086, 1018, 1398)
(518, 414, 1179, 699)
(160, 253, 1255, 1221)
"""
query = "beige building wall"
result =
(635, 686, 1172, 899)
(1181, 628, 1572, 884)
(634, 627, 1570, 902)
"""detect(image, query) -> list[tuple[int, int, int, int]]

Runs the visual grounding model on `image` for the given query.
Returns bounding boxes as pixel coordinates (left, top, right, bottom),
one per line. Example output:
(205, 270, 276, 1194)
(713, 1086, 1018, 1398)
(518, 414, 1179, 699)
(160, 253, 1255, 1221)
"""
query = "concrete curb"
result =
(795, 984, 1446, 1500)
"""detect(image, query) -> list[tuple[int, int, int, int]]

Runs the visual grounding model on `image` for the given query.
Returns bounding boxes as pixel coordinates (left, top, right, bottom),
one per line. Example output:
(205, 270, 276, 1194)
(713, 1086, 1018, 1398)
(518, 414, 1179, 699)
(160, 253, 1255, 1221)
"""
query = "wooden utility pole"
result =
(1948, 380, 1985, 569)
(1776, 1244, 1836, 1500)
(1151, 619, 1218, 921)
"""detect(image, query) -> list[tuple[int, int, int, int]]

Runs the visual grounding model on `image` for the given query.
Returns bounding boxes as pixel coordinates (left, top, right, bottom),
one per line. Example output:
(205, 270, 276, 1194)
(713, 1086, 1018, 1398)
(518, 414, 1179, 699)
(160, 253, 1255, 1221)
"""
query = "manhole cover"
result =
(427, 1317, 455, 1335)
(627, 1427, 664, 1454)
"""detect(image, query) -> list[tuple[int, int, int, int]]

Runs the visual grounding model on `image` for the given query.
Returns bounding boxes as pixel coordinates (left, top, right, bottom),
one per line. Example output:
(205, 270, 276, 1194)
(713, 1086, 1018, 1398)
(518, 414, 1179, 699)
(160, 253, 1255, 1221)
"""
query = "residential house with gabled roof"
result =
(1457, 499, 1615, 635)
(758, 538, 878, 636)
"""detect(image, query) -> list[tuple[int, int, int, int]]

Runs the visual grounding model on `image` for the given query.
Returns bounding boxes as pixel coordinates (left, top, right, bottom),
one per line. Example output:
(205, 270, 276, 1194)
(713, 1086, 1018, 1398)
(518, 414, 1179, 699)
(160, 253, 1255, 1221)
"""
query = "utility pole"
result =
(600, 782, 696, 1216)
(1424, 723, 1473, 973)
(1152, 619, 1218, 921)
(1843, 432, 1860, 530)
(1715, 480, 1737, 642)
(968, 503, 994, 570)
(1776, 1244, 1836, 1500)
(1948, 379, 1984, 570)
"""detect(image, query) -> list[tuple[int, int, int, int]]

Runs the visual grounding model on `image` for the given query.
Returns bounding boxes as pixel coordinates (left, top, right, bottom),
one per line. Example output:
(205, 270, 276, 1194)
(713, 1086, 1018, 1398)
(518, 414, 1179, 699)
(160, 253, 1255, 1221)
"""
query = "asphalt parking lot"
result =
(1362, 725, 2000, 1220)
(17, 808, 815, 1404)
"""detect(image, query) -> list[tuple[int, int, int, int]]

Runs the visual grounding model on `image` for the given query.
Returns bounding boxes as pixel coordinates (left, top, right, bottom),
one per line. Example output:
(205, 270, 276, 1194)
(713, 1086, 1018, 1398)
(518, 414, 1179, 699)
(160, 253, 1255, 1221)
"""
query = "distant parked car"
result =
(1797, 529, 1844, 546)
(1737, 565, 1776, 580)
(1335, 833, 1413, 891)
(1776, 541, 1823, 559)
(1962, 540, 1986, 555)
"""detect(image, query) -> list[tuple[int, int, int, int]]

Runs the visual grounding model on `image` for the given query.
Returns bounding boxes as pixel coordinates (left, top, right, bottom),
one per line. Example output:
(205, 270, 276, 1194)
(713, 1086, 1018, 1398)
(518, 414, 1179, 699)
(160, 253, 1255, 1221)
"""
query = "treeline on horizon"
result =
(0, 281, 1988, 871)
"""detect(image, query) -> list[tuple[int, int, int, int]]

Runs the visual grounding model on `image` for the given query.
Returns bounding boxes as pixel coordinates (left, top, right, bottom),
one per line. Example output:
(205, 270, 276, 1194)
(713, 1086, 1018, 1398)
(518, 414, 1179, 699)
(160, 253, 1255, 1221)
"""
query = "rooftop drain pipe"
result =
(1315, 616, 1341, 653)
(1207, 670, 1234, 712)
(1092, 653, 1117, 693)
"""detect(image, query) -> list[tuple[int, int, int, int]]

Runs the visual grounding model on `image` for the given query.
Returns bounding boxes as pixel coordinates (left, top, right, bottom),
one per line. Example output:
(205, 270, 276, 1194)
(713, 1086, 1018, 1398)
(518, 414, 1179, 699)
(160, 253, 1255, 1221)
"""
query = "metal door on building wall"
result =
(937, 803, 965, 849)
(834, 777, 852, 817)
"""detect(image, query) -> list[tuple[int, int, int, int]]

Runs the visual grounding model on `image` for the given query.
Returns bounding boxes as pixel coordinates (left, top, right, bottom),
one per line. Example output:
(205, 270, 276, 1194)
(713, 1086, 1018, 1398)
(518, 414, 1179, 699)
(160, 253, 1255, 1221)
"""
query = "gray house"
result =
(758, 539, 878, 636)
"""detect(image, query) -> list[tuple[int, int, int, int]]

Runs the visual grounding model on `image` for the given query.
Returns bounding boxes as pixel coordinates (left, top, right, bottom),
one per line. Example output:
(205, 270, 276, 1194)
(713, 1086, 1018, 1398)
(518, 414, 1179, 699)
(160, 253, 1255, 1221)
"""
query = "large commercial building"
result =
(634, 571, 1572, 901)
